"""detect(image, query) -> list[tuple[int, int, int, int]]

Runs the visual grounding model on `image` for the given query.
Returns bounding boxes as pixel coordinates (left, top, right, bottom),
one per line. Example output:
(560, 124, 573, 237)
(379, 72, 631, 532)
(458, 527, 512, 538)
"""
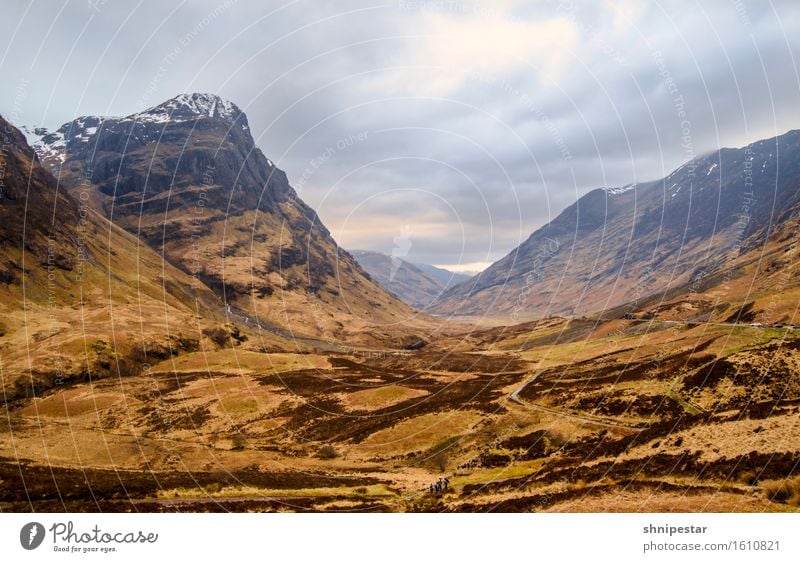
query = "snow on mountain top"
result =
(19, 125, 44, 146)
(29, 94, 250, 163)
(21, 126, 67, 165)
(123, 93, 244, 126)
(603, 184, 636, 196)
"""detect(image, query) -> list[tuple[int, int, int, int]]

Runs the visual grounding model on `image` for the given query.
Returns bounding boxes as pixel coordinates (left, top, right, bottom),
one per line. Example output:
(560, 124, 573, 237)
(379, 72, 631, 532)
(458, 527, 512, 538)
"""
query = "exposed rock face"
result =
(433, 130, 800, 320)
(2, 111, 223, 308)
(33, 94, 303, 254)
(32, 94, 417, 339)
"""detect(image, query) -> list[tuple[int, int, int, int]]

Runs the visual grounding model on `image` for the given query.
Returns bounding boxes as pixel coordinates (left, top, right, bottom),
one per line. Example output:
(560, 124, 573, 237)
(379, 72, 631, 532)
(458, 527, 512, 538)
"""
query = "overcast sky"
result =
(2, 0, 799, 271)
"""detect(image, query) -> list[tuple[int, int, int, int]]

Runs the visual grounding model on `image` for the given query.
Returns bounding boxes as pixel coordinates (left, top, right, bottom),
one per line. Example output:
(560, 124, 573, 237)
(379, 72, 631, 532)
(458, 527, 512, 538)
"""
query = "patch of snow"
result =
(29, 94, 249, 162)
(31, 129, 67, 164)
(123, 110, 171, 125)
(122, 93, 242, 127)
(706, 162, 718, 175)
(20, 125, 46, 147)
(604, 184, 635, 196)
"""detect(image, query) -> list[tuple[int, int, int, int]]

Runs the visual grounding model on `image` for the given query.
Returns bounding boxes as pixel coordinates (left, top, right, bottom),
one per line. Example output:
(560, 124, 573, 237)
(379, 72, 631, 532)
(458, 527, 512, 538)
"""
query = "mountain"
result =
(0, 114, 228, 400)
(433, 129, 800, 321)
(351, 250, 472, 309)
(30, 93, 422, 342)
(349, 250, 449, 309)
(1, 117, 80, 285)
(412, 262, 471, 290)
(611, 171, 800, 327)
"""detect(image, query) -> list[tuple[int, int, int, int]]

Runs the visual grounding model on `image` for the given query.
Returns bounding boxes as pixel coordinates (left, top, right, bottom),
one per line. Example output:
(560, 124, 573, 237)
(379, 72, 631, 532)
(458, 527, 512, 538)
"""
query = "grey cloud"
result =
(1, 0, 799, 267)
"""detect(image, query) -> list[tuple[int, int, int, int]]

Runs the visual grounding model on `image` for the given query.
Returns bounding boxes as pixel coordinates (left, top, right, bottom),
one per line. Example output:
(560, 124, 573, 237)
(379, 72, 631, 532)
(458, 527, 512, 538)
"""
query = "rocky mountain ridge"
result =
(433, 129, 800, 321)
(30, 93, 423, 341)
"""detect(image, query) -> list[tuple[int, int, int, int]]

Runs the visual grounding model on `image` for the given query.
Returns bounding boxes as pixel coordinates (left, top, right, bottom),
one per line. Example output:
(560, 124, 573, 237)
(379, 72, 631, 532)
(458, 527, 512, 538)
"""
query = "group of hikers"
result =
(428, 477, 450, 494)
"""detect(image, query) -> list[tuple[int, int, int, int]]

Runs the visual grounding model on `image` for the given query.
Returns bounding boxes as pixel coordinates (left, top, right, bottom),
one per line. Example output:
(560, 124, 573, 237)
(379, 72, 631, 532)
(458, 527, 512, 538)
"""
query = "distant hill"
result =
(350, 250, 442, 309)
(412, 262, 471, 290)
(350, 250, 468, 309)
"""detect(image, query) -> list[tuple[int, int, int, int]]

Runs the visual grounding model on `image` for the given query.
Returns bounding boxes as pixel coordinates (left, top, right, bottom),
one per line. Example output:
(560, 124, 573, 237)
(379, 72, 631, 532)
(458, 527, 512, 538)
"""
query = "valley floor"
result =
(2, 317, 799, 512)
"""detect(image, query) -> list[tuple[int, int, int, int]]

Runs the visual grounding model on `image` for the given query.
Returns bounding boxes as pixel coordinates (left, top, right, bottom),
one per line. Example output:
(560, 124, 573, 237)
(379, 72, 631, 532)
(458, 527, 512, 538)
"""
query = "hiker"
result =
(435, 481, 441, 493)
(429, 484, 434, 494)
(443, 477, 449, 490)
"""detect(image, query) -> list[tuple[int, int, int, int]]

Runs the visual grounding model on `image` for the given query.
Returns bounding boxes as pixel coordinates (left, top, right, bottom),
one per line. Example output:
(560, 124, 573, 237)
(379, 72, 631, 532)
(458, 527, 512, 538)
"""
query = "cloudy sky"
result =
(2, 0, 799, 271)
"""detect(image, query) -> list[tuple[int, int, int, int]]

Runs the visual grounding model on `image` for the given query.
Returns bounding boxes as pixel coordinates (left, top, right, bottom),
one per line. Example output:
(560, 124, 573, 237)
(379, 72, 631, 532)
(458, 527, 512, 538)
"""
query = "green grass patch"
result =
(452, 461, 545, 487)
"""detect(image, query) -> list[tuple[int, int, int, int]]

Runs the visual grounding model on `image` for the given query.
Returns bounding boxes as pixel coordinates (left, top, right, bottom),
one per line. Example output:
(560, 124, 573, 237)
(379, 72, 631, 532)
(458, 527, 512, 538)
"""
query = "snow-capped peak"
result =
(28, 94, 251, 166)
(123, 93, 246, 129)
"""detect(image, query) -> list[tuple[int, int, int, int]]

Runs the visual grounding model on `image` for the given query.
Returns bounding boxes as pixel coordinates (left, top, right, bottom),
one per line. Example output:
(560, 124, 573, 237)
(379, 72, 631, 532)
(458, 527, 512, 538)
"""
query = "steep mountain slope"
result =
(31, 94, 422, 341)
(0, 114, 228, 400)
(616, 188, 800, 327)
(1, 117, 81, 286)
(434, 129, 800, 321)
(351, 250, 447, 309)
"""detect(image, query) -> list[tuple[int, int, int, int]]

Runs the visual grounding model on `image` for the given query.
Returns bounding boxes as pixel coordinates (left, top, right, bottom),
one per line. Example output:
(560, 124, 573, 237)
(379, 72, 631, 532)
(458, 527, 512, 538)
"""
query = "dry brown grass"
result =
(317, 445, 340, 459)
(149, 349, 330, 375)
(339, 385, 429, 411)
(761, 476, 800, 506)
(357, 410, 485, 457)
